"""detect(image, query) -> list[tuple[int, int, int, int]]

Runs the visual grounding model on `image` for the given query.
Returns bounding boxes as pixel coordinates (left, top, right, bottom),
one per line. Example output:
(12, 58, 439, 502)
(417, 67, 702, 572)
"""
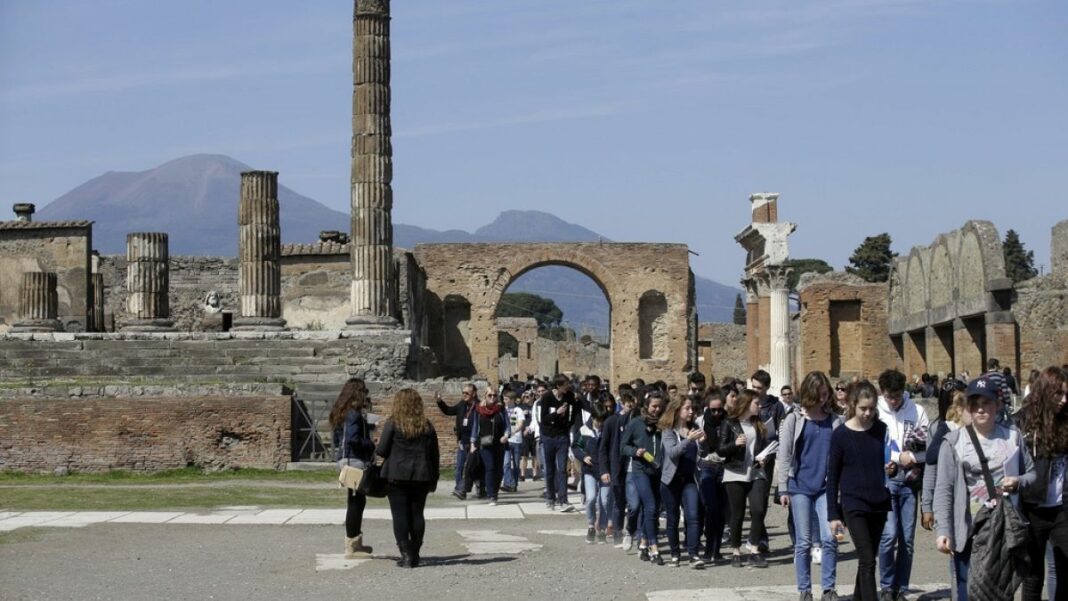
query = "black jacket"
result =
(539, 390, 578, 438)
(332, 409, 375, 463)
(758, 395, 785, 443)
(620, 417, 662, 476)
(716, 418, 770, 469)
(375, 420, 440, 489)
(599, 413, 630, 482)
(437, 397, 475, 443)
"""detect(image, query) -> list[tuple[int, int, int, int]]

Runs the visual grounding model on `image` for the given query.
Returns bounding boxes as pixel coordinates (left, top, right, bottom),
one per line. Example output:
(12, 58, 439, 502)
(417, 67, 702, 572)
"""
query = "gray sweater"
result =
(933, 426, 1035, 553)
(661, 428, 698, 485)
(775, 409, 843, 494)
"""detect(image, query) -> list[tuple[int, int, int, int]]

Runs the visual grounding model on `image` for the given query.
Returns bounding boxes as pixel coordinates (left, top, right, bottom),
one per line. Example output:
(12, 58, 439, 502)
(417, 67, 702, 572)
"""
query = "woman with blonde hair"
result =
(330, 377, 375, 558)
(375, 388, 440, 568)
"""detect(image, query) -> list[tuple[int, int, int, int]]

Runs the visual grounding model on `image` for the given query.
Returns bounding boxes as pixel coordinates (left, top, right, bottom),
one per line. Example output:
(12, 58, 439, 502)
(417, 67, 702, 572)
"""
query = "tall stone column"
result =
(89, 273, 105, 332)
(234, 171, 286, 331)
(12, 272, 62, 332)
(766, 265, 792, 392)
(121, 232, 174, 331)
(347, 0, 398, 328)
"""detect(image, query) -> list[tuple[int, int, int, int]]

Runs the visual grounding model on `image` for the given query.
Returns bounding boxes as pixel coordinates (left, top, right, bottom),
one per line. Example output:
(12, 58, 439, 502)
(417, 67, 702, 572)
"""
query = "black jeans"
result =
(345, 488, 367, 538)
(387, 481, 431, 552)
(724, 477, 769, 550)
(844, 509, 889, 601)
(1022, 504, 1068, 601)
(610, 478, 632, 536)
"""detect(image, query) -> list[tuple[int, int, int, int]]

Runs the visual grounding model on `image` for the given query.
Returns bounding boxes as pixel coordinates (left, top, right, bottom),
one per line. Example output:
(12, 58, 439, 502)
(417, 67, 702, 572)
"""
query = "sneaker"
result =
(651, 553, 665, 566)
(757, 542, 770, 554)
(731, 554, 744, 568)
(586, 527, 596, 544)
(690, 557, 705, 569)
(500, 485, 517, 493)
(639, 548, 650, 562)
(669, 555, 681, 567)
(622, 534, 634, 552)
(799, 592, 813, 601)
(451, 489, 466, 500)
(597, 531, 607, 544)
(749, 553, 768, 568)
(558, 504, 576, 513)
(821, 591, 839, 601)
(613, 532, 624, 547)
(488, 499, 498, 506)
(811, 546, 822, 564)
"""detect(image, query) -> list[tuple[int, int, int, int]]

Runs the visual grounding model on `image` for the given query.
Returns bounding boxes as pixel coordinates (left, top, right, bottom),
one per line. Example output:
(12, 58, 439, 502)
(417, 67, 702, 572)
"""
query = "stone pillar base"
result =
(231, 317, 287, 332)
(11, 319, 63, 333)
(119, 319, 176, 332)
(345, 315, 399, 330)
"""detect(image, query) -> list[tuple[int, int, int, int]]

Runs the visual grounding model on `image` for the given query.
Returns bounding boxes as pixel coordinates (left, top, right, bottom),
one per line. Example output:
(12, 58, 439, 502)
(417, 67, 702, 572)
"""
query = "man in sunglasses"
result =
(436, 383, 478, 499)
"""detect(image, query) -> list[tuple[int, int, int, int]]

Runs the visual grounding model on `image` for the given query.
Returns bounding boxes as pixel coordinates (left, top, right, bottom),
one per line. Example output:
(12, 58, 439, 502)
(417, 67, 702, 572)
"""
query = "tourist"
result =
(777, 371, 843, 601)
(780, 385, 796, 413)
(621, 389, 667, 564)
(697, 390, 728, 563)
(502, 389, 523, 492)
(330, 377, 375, 559)
(531, 381, 547, 483)
(435, 383, 477, 499)
(921, 380, 969, 532)
(719, 388, 774, 568)
(376, 388, 441, 568)
(1014, 366, 1068, 601)
(574, 409, 610, 544)
(933, 376, 1035, 601)
(688, 371, 707, 396)
(471, 388, 511, 505)
(518, 389, 537, 481)
(660, 395, 705, 568)
(827, 381, 895, 601)
(877, 369, 929, 601)
(540, 374, 577, 512)
(600, 391, 636, 548)
(751, 369, 783, 553)
(722, 383, 739, 410)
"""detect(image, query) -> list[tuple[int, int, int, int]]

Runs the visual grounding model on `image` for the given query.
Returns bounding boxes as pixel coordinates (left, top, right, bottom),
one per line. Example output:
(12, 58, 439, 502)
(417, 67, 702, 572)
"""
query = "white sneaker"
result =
(812, 546, 822, 564)
(622, 534, 633, 552)
(559, 504, 576, 513)
(488, 500, 498, 507)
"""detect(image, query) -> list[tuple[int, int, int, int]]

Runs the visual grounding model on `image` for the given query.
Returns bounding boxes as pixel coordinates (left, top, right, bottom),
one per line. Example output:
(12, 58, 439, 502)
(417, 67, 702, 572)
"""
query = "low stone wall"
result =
(0, 395, 291, 473)
(697, 323, 747, 384)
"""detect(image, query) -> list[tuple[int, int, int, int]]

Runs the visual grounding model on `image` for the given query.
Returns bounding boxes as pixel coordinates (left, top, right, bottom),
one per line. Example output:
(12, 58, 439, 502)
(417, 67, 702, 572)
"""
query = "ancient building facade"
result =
(415, 242, 696, 385)
(1012, 219, 1068, 371)
(887, 220, 1016, 378)
(696, 323, 748, 384)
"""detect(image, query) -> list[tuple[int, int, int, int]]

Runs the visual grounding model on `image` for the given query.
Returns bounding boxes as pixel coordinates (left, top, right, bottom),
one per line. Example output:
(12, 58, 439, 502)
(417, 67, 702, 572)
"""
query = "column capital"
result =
(764, 264, 793, 291)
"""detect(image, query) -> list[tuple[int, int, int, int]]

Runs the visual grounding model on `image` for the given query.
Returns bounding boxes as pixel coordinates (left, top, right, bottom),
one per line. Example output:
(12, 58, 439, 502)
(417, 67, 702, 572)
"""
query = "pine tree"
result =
(846, 233, 897, 283)
(733, 294, 746, 325)
(1003, 229, 1038, 282)
(783, 258, 834, 291)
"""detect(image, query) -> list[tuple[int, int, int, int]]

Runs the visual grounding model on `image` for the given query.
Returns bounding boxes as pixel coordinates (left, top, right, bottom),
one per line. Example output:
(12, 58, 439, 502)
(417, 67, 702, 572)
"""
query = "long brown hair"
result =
(845, 380, 879, 420)
(329, 378, 370, 428)
(388, 388, 431, 438)
(798, 371, 833, 412)
(658, 396, 692, 432)
(1020, 366, 1068, 457)
(728, 389, 766, 439)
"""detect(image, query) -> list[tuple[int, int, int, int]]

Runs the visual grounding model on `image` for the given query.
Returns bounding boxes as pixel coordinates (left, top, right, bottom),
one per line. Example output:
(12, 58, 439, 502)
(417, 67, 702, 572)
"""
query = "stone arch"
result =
(490, 251, 619, 307)
(958, 230, 985, 304)
(906, 250, 927, 316)
(928, 239, 954, 309)
(638, 289, 668, 360)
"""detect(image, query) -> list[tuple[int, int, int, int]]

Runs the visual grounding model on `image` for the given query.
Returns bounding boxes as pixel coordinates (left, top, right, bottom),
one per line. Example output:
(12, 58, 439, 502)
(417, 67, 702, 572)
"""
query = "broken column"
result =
(347, 0, 398, 328)
(121, 232, 174, 331)
(12, 203, 35, 223)
(233, 170, 286, 331)
(11, 272, 62, 332)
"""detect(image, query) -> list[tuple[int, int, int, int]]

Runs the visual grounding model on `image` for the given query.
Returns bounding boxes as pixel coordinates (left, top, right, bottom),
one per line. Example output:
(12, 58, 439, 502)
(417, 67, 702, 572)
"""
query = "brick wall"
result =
(0, 395, 291, 473)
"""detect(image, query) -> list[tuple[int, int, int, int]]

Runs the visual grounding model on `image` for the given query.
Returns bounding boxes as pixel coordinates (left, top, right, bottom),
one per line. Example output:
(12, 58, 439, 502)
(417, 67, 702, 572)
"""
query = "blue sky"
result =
(1, 0, 1065, 285)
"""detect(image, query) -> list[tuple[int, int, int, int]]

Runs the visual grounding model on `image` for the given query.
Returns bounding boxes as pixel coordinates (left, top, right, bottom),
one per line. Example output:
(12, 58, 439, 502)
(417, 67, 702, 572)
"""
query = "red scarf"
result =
(475, 403, 503, 418)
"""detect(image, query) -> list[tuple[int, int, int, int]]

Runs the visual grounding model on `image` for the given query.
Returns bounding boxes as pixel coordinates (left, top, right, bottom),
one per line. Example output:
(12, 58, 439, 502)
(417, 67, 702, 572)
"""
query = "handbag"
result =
(358, 459, 388, 498)
(338, 464, 365, 490)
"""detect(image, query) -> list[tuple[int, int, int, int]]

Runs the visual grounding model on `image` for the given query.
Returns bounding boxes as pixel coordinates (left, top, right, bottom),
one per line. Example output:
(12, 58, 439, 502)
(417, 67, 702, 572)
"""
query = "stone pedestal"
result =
(347, 0, 398, 329)
(766, 265, 792, 391)
(89, 273, 105, 332)
(233, 171, 286, 331)
(11, 272, 62, 332)
(121, 232, 174, 332)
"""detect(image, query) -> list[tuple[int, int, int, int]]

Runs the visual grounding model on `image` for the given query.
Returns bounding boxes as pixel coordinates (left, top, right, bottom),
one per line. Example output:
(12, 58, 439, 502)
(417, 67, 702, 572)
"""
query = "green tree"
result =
(846, 233, 897, 283)
(1003, 229, 1038, 282)
(783, 258, 834, 291)
(733, 294, 746, 325)
(495, 292, 564, 330)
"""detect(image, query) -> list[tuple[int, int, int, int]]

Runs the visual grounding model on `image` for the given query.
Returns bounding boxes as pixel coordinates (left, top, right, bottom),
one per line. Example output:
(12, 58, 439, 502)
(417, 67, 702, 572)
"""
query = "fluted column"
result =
(766, 265, 792, 393)
(347, 0, 398, 328)
(89, 273, 105, 332)
(121, 232, 174, 331)
(12, 272, 62, 332)
(233, 170, 286, 331)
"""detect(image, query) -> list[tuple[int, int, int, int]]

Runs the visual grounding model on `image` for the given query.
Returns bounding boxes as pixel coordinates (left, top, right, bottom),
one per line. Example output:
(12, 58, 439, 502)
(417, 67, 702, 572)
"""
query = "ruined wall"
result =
(1013, 220, 1068, 371)
(0, 222, 92, 332)
(0, 395, 291, 473)
(799, 272, 899, 380)
(697, 323, 747, 384)
(416, 243, 694, 385)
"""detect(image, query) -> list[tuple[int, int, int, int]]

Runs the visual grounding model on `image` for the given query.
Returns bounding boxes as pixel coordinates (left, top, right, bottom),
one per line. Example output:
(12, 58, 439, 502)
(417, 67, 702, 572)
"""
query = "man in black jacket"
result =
(751, 369, 784, 553)
(540, 374, 578, 512)
(435, 383, 477, 499)
(600, 392, 636, 546)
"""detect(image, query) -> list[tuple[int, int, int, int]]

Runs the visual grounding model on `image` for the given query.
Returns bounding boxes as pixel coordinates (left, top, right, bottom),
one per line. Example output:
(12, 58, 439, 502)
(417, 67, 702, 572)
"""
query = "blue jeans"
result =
(479, 446, 503, 500)
(631, 470, 661, 548)
(542, 434, 570, 505)
(698, 467, 726, 558)
(950, 542, 971, 601)
(454, 445, 468, 492)
(583, 473, 611, 530)
(503, 442, 522, 488)
(879, 480, 918, 593)
(661, 474, 700, 557)
(791, 492, 838, 592)
(625, 471, 642, 538)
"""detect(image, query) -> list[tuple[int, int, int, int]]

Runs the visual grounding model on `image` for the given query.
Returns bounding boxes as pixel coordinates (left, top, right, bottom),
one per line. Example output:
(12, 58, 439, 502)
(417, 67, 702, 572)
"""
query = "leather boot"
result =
(345, 535, 372, 559)
(409, 541, 421, 568)
(396, 543, 411, 568)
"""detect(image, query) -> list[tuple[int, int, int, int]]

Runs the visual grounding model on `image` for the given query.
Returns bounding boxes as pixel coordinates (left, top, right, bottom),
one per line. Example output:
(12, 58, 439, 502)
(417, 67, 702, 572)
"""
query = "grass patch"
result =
(0, 527, 46, 546)
(0, 467, 455, 485)
(0, 484, 384, 511)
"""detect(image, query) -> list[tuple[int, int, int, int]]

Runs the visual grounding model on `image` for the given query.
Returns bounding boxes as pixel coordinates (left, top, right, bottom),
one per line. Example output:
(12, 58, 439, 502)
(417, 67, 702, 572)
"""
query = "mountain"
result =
(35, 154, 741, 324)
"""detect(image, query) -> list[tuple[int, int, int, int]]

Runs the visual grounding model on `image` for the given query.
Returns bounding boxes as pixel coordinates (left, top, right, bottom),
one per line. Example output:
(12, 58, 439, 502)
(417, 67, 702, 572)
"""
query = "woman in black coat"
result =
(375, 388, 441, 568)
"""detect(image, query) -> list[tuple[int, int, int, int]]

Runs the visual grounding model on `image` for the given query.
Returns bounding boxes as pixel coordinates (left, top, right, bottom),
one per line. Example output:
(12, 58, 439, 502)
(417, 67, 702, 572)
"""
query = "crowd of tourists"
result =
(328, 361, 1067, 601)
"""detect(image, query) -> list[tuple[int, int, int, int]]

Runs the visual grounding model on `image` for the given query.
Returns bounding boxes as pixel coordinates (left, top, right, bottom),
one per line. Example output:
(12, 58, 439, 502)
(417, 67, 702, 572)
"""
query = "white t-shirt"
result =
(508, 406, 525, 445)
(531, 400, 542, 439)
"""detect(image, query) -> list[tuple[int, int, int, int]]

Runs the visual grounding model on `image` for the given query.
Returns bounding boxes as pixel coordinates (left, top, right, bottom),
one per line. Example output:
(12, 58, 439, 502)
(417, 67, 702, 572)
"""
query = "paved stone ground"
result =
(1, 482, 956, 601)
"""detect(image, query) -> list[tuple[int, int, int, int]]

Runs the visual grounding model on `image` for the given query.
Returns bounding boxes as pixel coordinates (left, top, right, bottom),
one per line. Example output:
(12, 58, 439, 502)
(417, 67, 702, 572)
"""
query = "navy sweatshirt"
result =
(826, 420, 892, 521)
